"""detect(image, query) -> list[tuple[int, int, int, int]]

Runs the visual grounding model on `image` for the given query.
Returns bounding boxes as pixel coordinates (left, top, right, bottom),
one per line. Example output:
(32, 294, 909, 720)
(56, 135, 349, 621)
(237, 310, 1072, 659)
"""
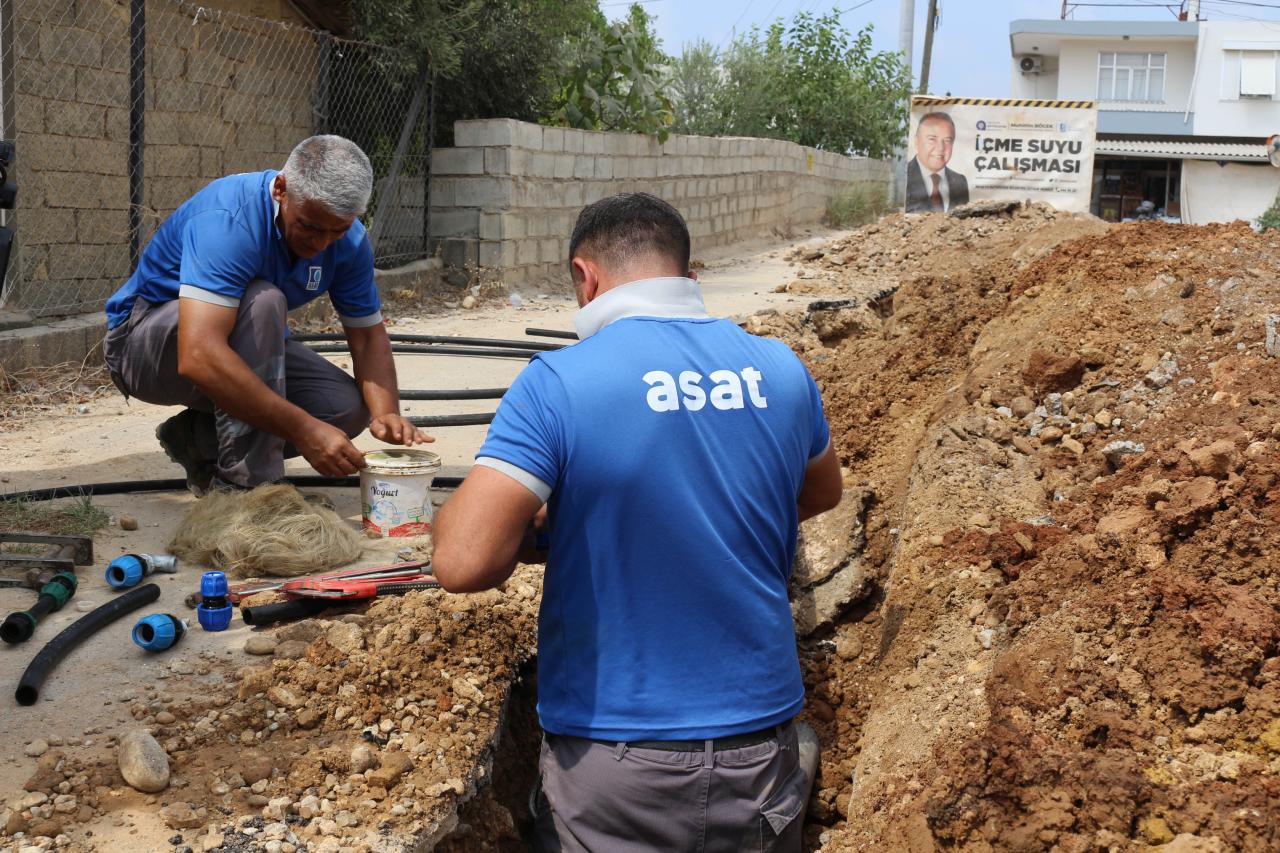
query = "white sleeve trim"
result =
(807, 438, 832, 466)
(339, 310, 384, 328)
(474, 457, 552, 503)
(179, 284, 240, 309)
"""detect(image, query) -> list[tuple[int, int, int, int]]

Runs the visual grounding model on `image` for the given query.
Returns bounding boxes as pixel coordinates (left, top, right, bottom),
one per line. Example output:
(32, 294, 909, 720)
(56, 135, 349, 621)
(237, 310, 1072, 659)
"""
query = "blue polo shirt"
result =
(475, 277, 831, 741)
(105, 170, 380, 330)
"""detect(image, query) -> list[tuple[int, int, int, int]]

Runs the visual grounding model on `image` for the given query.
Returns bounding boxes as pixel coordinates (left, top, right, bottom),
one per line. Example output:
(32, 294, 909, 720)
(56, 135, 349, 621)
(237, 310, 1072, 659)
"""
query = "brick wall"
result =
(421, 118, 891, 287)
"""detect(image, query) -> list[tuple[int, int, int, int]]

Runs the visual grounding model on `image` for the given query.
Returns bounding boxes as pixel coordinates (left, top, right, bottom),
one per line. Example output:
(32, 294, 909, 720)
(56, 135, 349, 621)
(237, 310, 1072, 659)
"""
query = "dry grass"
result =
(0, 343, 115, 432)
(0, 493, 109, 541)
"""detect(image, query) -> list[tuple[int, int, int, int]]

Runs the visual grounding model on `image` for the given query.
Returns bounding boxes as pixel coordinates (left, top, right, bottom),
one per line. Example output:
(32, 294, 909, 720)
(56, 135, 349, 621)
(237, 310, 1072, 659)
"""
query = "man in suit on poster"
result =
(906, 111, 969, 213)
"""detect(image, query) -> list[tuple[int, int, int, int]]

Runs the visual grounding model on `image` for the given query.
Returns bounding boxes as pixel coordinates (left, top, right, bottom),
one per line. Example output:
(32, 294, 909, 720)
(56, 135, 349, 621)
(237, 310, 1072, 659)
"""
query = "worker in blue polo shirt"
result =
(102, 135, 430, 494)
(432, 193, 844, 851)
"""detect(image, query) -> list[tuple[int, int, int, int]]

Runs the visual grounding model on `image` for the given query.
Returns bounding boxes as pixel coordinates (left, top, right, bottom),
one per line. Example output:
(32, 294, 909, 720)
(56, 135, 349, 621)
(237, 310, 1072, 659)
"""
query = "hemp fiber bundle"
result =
(168, 484, 364, 578)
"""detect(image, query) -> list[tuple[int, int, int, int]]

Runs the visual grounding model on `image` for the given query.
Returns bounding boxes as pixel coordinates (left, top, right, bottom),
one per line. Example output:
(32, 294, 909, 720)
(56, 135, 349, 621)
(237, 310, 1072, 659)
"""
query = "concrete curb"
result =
(0, 311, 107, 372)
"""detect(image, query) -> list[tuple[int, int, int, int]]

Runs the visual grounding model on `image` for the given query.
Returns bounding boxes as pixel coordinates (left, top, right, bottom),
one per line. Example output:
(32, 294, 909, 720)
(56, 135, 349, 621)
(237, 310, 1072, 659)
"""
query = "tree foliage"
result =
(551, 5, 675, 141)
(1259, 191, 1280, 232)
(673, 13, 911, 158)
(669, 40, 722, 137)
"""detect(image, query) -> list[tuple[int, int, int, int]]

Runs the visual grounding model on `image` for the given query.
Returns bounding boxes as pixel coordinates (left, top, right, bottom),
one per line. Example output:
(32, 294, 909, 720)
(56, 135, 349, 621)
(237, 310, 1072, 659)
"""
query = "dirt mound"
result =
(775, 211, 1280, 850)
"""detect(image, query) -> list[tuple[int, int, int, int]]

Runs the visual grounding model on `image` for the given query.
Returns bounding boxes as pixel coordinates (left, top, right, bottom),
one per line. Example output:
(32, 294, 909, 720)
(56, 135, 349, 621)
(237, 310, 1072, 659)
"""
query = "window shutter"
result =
(1240, 52, 1277, 97)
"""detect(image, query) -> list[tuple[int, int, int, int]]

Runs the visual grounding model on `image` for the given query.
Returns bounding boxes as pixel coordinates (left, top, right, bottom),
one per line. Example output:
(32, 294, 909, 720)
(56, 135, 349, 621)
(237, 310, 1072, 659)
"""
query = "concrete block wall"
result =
(427, 118, 891, 286)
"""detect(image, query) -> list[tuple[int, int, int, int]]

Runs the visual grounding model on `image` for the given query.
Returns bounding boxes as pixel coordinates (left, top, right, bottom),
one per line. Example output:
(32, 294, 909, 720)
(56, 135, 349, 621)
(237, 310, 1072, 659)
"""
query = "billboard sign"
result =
(905, 95, 1098, 214)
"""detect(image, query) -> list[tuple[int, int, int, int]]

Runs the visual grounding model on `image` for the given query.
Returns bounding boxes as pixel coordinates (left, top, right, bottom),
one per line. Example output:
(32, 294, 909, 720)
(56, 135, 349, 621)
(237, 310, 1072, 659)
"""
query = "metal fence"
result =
(0, 0, 435, 319)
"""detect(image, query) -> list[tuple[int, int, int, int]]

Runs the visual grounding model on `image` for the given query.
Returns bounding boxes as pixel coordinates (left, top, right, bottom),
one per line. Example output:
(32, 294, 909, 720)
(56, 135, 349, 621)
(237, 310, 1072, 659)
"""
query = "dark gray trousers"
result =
(534, 721, 807, 853)
(102, 280, 369, 486)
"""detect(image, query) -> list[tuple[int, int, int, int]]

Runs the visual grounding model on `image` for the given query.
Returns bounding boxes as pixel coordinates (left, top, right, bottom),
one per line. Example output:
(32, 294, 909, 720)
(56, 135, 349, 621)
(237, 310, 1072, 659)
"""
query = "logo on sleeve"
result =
(306, 266, 323, 291)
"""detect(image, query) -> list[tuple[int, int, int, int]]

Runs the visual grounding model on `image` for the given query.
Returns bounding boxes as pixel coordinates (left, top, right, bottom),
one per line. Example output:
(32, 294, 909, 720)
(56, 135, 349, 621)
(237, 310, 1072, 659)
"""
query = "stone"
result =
(297, 795, 323, 819)
(244, 635, 277, 656)
(1060, 437, 1085, 455)
(200, 831, 225, 852)
(238, 752, 274, 785)
(296, 707, 322, 730)
(160, 801, 204, 829)
(1138, 816, 1175, 845)
(1266, 314, 1280, 357)
(365, 752, 414, 789)
(1022, 350, 1084, 394)
(274, 640, 310, 660)
(968, 512, 992, 528)
(24, 739, 49, 757)
(835, 633, 863, 661)
(326, 622, 365, 654)
(118, 729, 170, 793)
(119, 514, 138, 531)
(1093, 410, 1113, 427)
(262, 796, 292, 821)
(350, 743, 378, 774)
(1009, 396, 1035, 418)
(1038, 426, 1063, 443)
(266, 685, 303, 709)
(1102, 440, 1145, 468)
(155, 711, 176, 725)
(461, 295, 476, 309)
(1258, 718, 1280, 753)
(1188, 439, 1238, 478)
(1144, 357, 1179, 389)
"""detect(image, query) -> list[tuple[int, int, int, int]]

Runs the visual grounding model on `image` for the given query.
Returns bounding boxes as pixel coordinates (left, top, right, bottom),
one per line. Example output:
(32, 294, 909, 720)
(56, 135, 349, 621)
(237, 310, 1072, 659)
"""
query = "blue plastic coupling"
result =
(106, 555, 145, 589)
(132, 613, 187, 652)
(197, 571, 232, 632)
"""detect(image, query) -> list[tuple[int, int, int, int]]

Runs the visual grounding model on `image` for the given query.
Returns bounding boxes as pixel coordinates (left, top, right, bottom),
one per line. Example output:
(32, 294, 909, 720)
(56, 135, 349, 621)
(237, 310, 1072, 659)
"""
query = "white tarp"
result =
(905, 96, 1098, 214)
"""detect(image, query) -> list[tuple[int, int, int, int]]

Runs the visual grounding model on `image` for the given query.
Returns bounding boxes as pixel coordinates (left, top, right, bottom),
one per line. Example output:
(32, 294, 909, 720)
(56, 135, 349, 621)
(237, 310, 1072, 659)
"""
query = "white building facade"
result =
(1010, 18, 1280, 223)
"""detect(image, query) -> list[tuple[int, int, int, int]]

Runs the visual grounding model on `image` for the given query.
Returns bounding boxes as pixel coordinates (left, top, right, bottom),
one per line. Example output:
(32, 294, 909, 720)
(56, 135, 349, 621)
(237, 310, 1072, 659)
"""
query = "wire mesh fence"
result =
(1, 0, 434, 319)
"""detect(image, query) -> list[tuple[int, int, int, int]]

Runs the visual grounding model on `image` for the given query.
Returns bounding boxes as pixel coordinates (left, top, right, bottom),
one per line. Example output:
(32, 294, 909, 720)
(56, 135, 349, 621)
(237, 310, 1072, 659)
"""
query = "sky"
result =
(603, 0, 1280, 98)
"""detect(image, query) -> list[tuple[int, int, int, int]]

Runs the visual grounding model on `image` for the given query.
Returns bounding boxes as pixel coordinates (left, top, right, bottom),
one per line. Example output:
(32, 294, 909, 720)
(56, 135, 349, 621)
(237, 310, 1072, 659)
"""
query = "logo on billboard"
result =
(976, 120, 987, 130)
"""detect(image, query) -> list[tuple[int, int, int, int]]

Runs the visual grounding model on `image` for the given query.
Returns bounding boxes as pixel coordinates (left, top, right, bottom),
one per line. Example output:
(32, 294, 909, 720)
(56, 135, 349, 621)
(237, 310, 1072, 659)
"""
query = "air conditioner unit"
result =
(1019, 55, 1044, 75)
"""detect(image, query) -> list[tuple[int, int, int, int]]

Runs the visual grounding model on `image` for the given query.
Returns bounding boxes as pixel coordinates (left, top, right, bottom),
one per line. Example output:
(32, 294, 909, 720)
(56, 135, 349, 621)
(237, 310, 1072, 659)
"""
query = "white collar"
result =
(573, 276, 710, 340)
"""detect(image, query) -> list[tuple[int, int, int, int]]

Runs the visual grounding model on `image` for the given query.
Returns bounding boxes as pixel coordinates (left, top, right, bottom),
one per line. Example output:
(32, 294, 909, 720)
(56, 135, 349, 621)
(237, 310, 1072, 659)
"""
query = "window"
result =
(1097, 52, 1166, 102)
(1240, 51, 1277, 97)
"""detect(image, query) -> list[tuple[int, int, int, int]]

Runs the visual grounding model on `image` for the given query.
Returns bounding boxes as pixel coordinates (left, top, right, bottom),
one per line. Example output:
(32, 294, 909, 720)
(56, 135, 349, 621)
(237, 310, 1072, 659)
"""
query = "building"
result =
(1009, 15, 1280, 224)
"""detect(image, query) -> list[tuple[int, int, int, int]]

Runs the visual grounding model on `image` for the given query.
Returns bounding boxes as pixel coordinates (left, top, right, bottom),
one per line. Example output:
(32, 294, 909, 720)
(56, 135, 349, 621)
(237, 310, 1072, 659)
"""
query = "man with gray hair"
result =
(103, 134, 430, 494)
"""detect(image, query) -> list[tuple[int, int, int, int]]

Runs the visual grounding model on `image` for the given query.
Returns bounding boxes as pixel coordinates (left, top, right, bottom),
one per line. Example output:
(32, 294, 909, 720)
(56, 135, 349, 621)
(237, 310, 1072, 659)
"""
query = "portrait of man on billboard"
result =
(906, 111, 969, 213)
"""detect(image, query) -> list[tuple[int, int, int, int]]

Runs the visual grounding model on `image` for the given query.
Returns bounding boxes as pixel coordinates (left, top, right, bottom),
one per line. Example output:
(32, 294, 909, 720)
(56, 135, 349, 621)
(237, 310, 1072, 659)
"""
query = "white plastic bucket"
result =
(359, 449, 442, 537)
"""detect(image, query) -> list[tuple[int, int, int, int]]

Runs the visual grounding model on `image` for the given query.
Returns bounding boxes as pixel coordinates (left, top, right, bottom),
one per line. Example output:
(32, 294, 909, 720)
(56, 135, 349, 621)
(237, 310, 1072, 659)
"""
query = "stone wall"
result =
(425, 119, 891, 287)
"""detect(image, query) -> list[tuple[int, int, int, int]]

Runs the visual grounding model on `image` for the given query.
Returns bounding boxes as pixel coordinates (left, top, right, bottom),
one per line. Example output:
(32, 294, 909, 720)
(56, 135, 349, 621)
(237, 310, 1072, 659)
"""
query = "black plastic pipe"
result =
(307, 344, 540, 359)
(1, 572, 77, 645)
(409, 413, 494, 428)
(15, 582, 160, 706)
(1, 475, 464, 505)
(401, 388, 507, 401)
(294, 333, 562, 352)
(241, 597, 334, 626)
(525, 328, 579, 341)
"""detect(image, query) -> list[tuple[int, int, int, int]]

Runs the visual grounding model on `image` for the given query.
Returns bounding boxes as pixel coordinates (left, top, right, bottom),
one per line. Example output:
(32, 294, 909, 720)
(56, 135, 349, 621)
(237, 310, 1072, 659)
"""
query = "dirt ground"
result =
(4, 204, 1280, 853)
(0, 229, 868, 853)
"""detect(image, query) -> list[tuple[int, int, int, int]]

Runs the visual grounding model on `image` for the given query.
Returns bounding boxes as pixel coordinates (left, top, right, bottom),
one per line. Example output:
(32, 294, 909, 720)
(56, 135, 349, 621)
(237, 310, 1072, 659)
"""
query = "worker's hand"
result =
(369, 413, 435, 446)
(294, 419, 367, 477)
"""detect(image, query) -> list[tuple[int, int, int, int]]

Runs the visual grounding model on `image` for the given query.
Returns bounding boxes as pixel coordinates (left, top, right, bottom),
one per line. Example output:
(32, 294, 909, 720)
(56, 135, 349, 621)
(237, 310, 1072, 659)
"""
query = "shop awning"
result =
(1095, 139, 1269, 162)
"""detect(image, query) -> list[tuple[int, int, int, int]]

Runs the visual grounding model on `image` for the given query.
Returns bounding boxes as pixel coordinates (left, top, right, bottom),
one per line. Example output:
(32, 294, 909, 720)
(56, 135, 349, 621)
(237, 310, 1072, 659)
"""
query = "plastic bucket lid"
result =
(363, 448, 442, 476)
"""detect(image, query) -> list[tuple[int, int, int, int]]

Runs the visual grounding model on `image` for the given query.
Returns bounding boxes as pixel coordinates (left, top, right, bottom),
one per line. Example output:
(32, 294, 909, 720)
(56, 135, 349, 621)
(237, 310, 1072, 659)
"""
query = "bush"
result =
(1258, 191, 1280, 232)
(825, 183, 892, 228)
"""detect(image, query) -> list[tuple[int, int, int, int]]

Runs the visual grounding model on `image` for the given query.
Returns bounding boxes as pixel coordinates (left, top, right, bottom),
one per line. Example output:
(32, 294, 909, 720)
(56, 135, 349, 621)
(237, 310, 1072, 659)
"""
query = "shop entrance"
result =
(1091, 158, 1182, 222)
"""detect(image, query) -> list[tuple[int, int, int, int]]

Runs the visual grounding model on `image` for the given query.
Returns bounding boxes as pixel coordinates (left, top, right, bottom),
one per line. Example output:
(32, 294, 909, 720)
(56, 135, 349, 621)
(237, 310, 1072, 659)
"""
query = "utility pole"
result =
(919, 0, 938, 94)
(894, 0, 916, 207)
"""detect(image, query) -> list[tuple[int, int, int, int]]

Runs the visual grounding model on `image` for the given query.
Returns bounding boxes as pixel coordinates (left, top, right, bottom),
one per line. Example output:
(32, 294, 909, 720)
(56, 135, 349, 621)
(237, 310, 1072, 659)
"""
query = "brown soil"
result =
(776, 207, 1280, 851)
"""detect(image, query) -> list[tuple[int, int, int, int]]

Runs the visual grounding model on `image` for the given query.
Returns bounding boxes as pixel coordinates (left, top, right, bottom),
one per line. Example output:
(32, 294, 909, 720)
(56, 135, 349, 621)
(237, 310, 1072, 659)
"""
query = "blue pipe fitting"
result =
(132, 613, 187, 652)
(106, 555, 145, 589)
(196, 571, 232, 632)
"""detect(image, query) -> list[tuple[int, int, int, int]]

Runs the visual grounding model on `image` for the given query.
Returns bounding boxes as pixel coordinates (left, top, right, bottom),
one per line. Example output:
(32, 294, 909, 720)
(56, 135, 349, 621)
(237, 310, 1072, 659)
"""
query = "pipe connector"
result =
(196, 571, 232, 632)
(106, 553, 178, 590)
(132, 613, 187, 652)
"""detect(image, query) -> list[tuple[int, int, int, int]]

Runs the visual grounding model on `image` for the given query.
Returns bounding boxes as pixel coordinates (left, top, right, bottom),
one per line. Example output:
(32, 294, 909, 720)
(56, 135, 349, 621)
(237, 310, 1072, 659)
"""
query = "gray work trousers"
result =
(534, 721, 807, 853)
(102, 280, 369, 486)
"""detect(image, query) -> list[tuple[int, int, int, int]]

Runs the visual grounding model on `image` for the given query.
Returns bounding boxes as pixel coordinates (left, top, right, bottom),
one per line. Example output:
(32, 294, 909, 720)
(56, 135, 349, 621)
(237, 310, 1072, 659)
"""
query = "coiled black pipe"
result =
(307, 343, 540, 359)
(401, 388, 507, 401)
(409, 412, 494, 428)
(294, 333, 562, 352)
(241, 597, 334, 626)
(15, 582, 160, 706)
(1, 475, 464, 505)
(525, 327, 579, 341)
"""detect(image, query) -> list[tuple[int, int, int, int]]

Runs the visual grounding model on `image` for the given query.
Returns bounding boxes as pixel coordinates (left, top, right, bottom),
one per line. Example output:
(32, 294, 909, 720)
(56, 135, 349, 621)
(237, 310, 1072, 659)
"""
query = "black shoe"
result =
(156, 410, 216, 497)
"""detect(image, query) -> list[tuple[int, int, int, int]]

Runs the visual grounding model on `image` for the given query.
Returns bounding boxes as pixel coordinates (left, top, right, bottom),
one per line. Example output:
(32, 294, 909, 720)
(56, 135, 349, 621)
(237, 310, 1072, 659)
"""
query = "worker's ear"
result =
(271, 173, 288, 203)
(687, 269, 698, 282)
(571, 256, 600, 307)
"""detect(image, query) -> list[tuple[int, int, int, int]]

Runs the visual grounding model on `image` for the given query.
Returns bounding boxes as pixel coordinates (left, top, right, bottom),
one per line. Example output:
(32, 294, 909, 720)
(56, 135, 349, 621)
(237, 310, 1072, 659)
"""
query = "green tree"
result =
(715, 12, 911, 158)
(550, 4, 675, 141)
(669, 39, 722, 137)
(1259, 191, 1280, 232)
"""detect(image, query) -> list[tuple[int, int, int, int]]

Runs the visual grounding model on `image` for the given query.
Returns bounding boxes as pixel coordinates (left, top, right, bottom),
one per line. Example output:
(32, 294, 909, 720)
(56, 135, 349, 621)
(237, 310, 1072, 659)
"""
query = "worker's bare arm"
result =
(175, 297, 365, 476)
(344, 322, 433, 447)
(797, 444, 843, 522)
(432, 466, 544, 593)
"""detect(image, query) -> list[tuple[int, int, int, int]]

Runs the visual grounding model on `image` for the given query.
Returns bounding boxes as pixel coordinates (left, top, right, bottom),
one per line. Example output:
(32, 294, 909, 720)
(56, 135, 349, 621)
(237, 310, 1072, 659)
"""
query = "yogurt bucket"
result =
(359, 449, 442, 536)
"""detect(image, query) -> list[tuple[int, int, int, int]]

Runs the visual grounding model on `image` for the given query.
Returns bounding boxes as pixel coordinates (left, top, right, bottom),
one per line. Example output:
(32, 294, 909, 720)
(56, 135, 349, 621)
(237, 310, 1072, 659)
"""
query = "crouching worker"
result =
(103, 135, 430, 495)
(432, 193, 843, 851)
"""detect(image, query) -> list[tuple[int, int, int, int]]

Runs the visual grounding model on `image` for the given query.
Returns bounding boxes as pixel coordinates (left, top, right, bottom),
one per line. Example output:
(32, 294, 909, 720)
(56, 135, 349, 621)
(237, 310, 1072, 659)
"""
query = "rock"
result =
(118, 514, 138, 531)
(1060, 437, 1085, 455)
(1038, 426, 1063, 443)
(262, 796, 292, 821)
(27, 817, 62, 838)
(1009, 396, 1035, 418)
(117, 729, 170, 793)
(296, 707, 322, 730)
(365, 752, 414, 789)
(810, 699, 836, 722)
(155, 711, 176, 725)
(836, 633, 863, 661)
(297, 795, 323, 819)
(350, 743, 378, 774)
(968, 512, 992, 528)
(6, 808, 29, 835)
(1022, 350, 1085, 394)
(161, 801, 204, 829)
(200, 831, 225, 852)
(277, 619, 326, 644)
(24, 739, 49, 757)
(238, 752, 274, 785)
(1144, 357, 1179, 389)
(1102, 440, 1145, 468)
(1138, 816, 1176, 845)
(244, 635, 278, 656)
(326, 622, 365, 654)
(274, 640, 310, 660)
(1266, 315, 1280, 357)
(461, 295, 476, 309)
(1258, 719, 1280, 753)
(266, 685, 303, 709)
(1093, 409, 1113, 428)
(1163, 835, 1226, 853)
(1188, 439, 1238, 478)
